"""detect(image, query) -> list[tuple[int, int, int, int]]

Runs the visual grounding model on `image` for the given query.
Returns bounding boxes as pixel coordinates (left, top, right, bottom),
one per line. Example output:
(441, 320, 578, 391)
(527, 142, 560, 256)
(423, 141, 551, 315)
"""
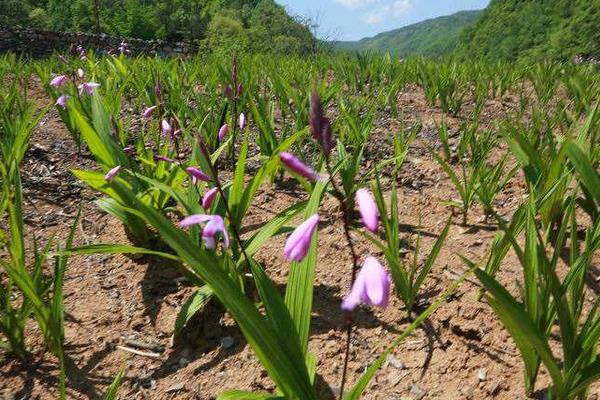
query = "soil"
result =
(1, 76, 599, 400)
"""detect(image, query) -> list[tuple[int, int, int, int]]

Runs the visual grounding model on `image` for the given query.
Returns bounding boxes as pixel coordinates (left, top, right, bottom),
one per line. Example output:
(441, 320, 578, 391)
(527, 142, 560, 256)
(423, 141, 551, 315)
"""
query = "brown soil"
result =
(2, 77, 599, 400)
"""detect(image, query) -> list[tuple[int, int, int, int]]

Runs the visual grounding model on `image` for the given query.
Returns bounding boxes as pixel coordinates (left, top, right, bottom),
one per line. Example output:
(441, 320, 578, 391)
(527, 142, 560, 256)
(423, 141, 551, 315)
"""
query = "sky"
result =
(275, 0, 491, 41)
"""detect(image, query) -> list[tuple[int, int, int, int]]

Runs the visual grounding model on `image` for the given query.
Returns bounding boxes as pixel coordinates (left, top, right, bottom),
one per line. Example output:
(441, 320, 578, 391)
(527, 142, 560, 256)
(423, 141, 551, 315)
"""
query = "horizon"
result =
(275, 0, 490, 41)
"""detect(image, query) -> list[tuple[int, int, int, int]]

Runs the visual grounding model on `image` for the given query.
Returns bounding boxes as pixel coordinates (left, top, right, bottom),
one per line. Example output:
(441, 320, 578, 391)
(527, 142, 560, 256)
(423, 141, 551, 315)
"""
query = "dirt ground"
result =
(1, 78, 599, 400)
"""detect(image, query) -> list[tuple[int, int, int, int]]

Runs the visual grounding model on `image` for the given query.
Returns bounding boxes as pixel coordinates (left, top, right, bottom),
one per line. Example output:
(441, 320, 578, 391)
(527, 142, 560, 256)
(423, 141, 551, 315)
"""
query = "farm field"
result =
(1, 52, 600, 400)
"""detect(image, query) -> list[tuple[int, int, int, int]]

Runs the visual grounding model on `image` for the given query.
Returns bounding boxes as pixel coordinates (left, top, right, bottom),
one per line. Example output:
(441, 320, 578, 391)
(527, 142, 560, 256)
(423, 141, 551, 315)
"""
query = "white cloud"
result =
(362, 0, 413, 24)
(334, 0, 377, 9)
(365, 12, 385, 24)
(390, 0, 412, 16)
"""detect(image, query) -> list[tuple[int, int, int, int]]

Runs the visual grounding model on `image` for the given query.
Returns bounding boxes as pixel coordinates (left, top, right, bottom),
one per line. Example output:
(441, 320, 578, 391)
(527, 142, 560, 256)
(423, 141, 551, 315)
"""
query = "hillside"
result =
(0, 0, 316, 54)
(457, 0, 600, 61)
(333, 10, 482, 57)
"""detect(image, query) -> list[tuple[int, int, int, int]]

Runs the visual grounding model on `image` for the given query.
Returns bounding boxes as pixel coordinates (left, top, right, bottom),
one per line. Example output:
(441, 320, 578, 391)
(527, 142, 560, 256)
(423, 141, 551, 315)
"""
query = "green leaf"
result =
(284, 175, 328, 357)
(218, 391, 284, 400)
(475, 268, 564, 392)
(174, 285, 213, 337)
(103, 366, 126, 400)
(65, 244, 181, 262)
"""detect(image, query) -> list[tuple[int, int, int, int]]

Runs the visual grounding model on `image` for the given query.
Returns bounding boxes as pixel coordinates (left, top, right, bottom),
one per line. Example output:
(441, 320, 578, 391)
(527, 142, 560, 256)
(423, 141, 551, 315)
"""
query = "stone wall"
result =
(0, 26, 197, 57)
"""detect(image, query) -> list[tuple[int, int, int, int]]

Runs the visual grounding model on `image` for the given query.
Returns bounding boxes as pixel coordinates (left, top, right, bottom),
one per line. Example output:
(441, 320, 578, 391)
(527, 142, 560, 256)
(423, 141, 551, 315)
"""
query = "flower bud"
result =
(284, 214, 319, 262)
(341, 257, 391, 311)
(355, 188, 379, 233)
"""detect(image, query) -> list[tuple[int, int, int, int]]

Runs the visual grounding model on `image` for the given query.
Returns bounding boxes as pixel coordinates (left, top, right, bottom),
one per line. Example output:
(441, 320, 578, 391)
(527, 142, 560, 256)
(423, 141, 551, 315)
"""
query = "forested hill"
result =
(457, 0, 600, 61)
(333, 10, 482, 57)
(0, 0, 316, 54)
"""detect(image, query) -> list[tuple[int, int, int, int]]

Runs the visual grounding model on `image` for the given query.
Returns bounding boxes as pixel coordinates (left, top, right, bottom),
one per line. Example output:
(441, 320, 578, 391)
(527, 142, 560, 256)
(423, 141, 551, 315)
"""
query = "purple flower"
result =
(355, 188, 379, 233)
(231, 56, 237, 84)
(55, 95, 68, 108)
(172, 129, 181, 140)
(155, 82, 161, 98)
(284, 214, 319, 262)
(309, 91, 334, 157)
(238, 113, 246, 131)
(77, 68, 85, 78)
(237, 83, 243, 98)
(279, 152, 321, 182)
(78, 82, 100, 95)
(186, 167, 211, 184)
(179, 214, 229, 249)
(104, 165, 121, 182)
(341, 257, 391, 312)
(143, 106, 157, 119)
(224, 84, 232, 99)
(161, 119, 172, 136)
(218, 124, 229, 141)
(155, 154, 175, 163)
(202, 187, 219, 209)
(50, 75, 67, 88)
(123, 145, 135, 156)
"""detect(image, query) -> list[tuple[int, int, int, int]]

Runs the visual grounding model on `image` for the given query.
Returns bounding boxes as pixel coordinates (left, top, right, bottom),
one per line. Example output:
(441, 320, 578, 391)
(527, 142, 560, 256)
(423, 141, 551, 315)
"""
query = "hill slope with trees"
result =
(0, 0, 316, 54)
(333, 10, 482, 57)
(457, 0, 600, 61)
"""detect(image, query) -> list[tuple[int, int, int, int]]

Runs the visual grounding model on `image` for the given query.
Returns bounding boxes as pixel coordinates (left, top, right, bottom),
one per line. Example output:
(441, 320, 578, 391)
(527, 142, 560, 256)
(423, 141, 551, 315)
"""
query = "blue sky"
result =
(275, 0, 490, 41)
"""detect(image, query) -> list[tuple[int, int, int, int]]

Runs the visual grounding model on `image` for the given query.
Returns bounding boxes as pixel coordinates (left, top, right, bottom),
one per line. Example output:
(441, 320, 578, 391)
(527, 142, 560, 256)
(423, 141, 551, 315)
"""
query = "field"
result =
(1, 52, 600, 400)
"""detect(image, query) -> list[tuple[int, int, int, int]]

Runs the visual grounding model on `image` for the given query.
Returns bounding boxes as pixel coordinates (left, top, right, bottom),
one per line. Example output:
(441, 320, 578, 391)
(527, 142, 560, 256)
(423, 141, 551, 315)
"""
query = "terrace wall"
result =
(0, 26, 197, 57)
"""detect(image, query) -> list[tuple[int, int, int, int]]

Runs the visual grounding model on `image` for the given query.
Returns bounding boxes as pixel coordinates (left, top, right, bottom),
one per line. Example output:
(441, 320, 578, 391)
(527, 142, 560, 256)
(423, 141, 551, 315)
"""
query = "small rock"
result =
(178, 357, 189, 368)
(386, 355, 406, 370)
(328, 384, 341, 397)
(221, 336, 235, 349)
(166, 383, 185, 393)
(410, 384, 426, 400)
(478, 368, 487, 382)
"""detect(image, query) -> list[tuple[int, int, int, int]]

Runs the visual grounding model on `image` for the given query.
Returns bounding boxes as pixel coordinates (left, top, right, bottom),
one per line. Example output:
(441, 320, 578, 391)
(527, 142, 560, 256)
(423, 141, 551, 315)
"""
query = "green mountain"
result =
(457, 0, 600, 61)
(0, 0, 316, 54)
(333, 10, 482, 57)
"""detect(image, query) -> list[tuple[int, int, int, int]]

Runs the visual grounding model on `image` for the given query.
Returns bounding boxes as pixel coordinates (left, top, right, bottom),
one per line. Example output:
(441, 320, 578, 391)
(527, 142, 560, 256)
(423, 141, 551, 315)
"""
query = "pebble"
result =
(221, 336, 235, 349)
(166, 383, 185, 393)
(178, 357, 189, 368)
(478, 368, 487, 382)
(410, 384, 426, 400)
(386, 355, 406, 370)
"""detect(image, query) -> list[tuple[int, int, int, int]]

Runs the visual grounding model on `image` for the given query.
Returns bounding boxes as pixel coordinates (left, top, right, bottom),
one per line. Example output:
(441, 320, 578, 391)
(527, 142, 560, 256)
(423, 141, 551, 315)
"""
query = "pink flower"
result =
(78, 82, 100, 95)
(284, 214, 319, 262)
(309, 91, 334, 157)
(123, 145, 135, 156)
(186, 167, 211, 184)
(77, 68, 85, 78)
(238, 113, 246, 131)
(179, 214, 229, 249)
(202, 187, 219, 209)
(218, 124, 229, 140)
(104, 165, 121, 182)
(355, 188, 379, 233)
(155, 154, 175, 163)
(341, 257, 391, 311)
(279, 152, 321, 182)
(143, 106, 157, 119)
(161, 119, 172, 136)
(172, 129, 181, 139)
(237, 83, 243, 98)
(50, 75, 67, 88)
(55, 95, 68, 108)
